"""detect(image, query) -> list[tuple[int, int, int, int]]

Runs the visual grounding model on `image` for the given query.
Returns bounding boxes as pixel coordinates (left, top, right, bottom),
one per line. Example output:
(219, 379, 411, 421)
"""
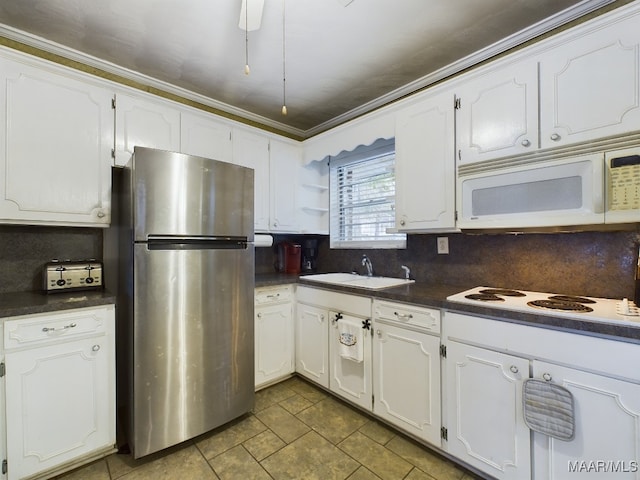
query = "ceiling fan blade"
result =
(238, 0, 265, 31)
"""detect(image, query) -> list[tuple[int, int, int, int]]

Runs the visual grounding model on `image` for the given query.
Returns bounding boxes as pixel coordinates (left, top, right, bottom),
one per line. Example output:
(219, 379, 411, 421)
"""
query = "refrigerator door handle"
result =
(145, 235, 249, 250)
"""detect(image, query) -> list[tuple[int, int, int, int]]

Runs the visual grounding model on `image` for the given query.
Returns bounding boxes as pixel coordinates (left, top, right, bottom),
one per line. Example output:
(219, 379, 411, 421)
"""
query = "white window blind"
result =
(330, 143, 406, 249)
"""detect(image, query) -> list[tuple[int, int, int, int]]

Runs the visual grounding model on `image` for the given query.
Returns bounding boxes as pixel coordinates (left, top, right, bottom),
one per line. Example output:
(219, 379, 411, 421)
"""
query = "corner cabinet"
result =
(1, 305, 116, 480)
(0, 53, 113, 226)
(394, 90, 456, 231)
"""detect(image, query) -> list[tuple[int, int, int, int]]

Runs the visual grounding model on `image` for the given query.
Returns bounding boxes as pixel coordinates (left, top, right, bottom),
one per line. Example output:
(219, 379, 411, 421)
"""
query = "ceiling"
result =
(0, 0, 622, 139)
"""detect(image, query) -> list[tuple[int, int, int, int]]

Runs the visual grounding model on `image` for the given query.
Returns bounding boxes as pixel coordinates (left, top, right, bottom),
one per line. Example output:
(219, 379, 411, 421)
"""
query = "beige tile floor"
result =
(55, 377, 481, 480)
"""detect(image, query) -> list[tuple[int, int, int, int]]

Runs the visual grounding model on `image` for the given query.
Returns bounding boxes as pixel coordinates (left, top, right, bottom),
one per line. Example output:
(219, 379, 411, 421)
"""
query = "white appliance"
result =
(447, 286, 640, 327)
(456, 148, 640, 230)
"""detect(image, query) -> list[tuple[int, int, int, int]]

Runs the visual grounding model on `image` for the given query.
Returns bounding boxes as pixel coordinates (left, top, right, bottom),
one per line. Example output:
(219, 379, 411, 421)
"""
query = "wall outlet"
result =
(437, 236, 449, 254)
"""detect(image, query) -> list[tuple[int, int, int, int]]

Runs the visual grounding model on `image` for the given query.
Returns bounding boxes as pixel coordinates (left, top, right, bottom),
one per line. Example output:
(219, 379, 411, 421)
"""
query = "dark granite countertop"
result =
(259, 273, 640, 344)
(0, 289, 116, 319)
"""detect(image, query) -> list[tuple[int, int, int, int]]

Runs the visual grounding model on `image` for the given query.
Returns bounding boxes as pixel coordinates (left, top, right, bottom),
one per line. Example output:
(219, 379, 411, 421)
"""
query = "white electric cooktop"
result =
(447, 286, 640, 327)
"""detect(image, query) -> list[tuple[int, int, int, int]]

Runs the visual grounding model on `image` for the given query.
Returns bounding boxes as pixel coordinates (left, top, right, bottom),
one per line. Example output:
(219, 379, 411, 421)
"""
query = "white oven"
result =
(457, 149, 640, 230)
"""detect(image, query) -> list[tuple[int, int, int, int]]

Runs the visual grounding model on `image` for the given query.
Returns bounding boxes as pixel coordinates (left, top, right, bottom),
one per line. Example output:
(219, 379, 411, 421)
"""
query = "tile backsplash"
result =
(0, 225, 103, 294)
(262, 230, 640, 299)
(1, 225, 638, 300)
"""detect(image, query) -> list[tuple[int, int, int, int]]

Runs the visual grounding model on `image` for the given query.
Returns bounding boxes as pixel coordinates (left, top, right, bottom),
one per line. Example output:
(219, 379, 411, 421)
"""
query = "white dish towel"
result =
(338, 319, 363, 363)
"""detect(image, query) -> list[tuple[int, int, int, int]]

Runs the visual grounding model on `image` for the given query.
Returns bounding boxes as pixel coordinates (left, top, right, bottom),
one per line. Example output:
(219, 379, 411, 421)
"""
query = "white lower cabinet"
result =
(531, 361, 640, 480)
(445, 341, 531, 480)
(295, 301, 329, 388)
(444, 310, 640, 480)
(372, 300, 442, 446)
(255, 285, 295, 389)
(2, 305, 116, 480)
(328, 308, 372, 411)
(295, 286, 372, 405)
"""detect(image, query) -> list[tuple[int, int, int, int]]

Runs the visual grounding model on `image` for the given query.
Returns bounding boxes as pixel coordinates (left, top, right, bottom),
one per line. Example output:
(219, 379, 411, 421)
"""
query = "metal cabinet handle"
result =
(542, 372, 552, 381)
(510, 365, 519, 374)
(92, 344, 101, 352)
(97, 210, 106, 218)
(521, 139, 531, 147)
(394, 311, 413, 319)
(42, 322, 77, 332)
(266, 294, 280, 299)
(332, 312, 343, 324)
(376, 329, 382, 336)
(550, 133, 561, 141)
(400, 219, 406, 226)
(257, 313, 262, 318)
(320, 314, 325, 321)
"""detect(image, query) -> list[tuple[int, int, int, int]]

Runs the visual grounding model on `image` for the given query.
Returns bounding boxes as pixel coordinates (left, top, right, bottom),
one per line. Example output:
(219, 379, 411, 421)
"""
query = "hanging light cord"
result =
(244, 0, 250, 75)
(281, 0, 287, 115)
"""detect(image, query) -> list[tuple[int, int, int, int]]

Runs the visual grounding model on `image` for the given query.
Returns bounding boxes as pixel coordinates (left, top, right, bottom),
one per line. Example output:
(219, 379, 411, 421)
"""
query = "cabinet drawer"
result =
(373, 300, 440, 334)
(255, 285, 294, 305)
(4, 306, 112, 350)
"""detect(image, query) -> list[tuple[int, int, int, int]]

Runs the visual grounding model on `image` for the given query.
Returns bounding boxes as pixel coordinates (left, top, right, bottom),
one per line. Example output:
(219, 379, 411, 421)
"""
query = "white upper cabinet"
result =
(395, 90, 456, 231)
(0, 53, 113, 226)
(455, 60, 538, 165)
(114, 91, 181, 166)
(269, 139, 300, 233)
(232, 128, 270, 232)
(539, 13, 640, 150)
(180, 109, 233, 163)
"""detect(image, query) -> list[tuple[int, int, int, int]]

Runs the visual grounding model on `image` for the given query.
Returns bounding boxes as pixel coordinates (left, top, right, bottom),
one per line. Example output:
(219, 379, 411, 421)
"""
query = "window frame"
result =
(329, 138, 406, 249)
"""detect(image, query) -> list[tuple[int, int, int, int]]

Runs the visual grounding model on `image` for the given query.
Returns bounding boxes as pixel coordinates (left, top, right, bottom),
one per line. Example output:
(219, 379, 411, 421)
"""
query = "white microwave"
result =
(457, 148, 640, 230)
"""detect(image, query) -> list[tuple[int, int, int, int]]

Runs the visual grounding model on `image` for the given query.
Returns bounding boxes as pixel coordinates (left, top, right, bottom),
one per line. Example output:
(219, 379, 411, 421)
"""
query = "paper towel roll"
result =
(255, 234, 273, 247)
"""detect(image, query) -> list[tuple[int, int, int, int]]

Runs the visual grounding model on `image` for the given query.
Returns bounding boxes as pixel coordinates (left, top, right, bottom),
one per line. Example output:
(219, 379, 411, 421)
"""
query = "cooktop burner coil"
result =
(548, 295, 596, 304)
(527, 299, 594, 313)
(465, 293, 505, 302)
(479, 288, 526, 297)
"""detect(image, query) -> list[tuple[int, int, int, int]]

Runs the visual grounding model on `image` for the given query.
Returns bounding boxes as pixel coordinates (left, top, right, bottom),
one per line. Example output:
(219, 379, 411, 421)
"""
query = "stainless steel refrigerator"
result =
(117, 147, 255, 458)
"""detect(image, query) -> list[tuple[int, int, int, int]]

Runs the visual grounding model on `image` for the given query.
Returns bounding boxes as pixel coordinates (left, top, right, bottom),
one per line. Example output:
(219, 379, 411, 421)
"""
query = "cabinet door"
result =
(269, 139, 300, 233)
(329, 311, 371, 411)
(395, 92, 455, 231)
(373, 321, 441, 445)
(295, 303, 329, 388)
(456, 61, 538, 164)
(5, 336, 113, 480)
(255, 302, 294, 388)
(445, 341, 531, 480)
(0, 56, 112, 226)
(233, 129, 270, 232)
(180, 110, 232, 163)
(539, 15, 640, 149)
(114, 92, 181, 166)
(532, 361, 640, 480)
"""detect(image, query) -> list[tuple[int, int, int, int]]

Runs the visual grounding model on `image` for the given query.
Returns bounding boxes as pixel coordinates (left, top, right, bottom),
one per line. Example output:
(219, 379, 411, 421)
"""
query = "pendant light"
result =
(238, 0, 264, 75)
(281, 0, 288, 115)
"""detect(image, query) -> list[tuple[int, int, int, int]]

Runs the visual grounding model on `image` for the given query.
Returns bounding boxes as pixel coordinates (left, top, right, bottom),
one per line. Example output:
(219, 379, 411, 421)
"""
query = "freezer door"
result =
(131, 243, 254, 458)
(131, 147, 254, 241)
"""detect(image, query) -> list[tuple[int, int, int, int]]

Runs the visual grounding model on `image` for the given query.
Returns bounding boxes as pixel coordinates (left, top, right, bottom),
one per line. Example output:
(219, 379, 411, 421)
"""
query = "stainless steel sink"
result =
(301, 273, 415, 290)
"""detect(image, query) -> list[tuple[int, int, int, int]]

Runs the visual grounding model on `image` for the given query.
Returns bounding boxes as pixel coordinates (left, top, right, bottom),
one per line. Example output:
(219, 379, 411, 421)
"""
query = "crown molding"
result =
(0, 0, 618, 140)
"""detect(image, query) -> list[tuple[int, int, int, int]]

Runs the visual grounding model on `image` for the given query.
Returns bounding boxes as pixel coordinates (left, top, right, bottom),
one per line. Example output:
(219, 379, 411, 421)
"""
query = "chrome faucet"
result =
(362, 254, 373, 277)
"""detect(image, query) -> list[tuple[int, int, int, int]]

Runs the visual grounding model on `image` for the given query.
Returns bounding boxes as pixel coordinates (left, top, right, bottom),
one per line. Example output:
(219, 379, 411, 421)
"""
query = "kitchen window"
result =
(329, 138, 406, 249)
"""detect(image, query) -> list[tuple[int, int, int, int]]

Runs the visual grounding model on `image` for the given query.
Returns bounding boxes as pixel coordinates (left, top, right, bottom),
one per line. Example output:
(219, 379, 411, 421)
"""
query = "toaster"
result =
(43, 260, 103, 293)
